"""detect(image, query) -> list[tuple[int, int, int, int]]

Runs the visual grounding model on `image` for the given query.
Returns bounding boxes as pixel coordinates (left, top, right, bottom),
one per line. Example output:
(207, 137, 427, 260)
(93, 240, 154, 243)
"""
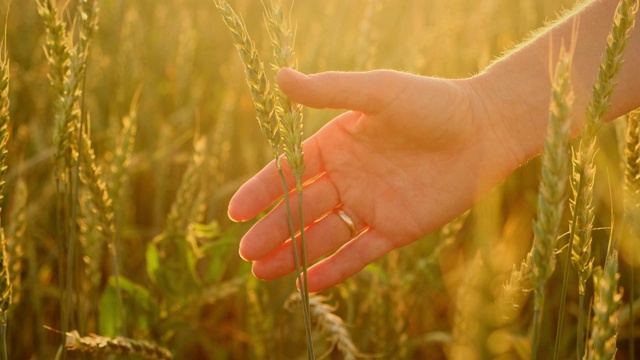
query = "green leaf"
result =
(146, 237, 161, 285)
(99, 276, 156, 338)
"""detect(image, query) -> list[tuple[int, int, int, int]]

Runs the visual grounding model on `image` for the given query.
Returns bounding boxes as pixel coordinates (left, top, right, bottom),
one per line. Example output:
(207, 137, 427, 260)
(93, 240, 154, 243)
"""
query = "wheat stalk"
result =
(556, 1, 638, 358)
(215, 1, 316, 357)
(0, 38, 10, 360)
(38, 1, 100, 352)
(529, 44, 574, 358)
(263, 2, 316, 358)
(585, 251, 622, 360)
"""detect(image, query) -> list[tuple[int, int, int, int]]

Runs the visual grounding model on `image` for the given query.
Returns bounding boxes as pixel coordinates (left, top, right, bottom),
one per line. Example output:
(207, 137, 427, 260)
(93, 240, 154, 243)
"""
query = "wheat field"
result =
(0, 0, 638, 359)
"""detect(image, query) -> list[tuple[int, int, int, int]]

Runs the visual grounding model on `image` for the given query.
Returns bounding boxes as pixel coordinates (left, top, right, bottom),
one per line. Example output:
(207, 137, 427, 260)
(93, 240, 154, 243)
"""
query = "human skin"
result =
(228, 0, 640, 293)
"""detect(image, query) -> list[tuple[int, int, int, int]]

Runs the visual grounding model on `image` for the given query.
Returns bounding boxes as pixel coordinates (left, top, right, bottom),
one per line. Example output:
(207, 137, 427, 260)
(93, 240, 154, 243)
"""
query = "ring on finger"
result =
(335, 209, 357, 238)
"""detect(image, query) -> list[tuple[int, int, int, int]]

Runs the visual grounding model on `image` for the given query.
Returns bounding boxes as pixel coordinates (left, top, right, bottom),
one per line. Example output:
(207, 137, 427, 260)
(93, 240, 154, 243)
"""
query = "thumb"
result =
(275, 67, 404, 115)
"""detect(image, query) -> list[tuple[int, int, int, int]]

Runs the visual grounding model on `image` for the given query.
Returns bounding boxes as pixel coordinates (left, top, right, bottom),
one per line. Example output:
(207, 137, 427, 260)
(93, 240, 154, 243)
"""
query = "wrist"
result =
(463, 69, 550, 170)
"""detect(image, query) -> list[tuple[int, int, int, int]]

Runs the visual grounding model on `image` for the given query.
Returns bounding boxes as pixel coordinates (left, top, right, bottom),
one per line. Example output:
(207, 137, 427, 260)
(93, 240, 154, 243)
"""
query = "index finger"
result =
(276, 68, 407, 115)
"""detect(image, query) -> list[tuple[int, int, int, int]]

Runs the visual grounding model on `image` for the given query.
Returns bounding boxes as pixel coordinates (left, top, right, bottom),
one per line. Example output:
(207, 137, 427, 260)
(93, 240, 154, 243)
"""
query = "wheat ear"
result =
(65, 330, 173, 359)
(165, 138, 207, 234)
(585, 251, 622, 360)
(496, 254, 531, 326)
(264, 2, 316, 358)
(213, 0, 280, 158)
(529, 44, 574, 358)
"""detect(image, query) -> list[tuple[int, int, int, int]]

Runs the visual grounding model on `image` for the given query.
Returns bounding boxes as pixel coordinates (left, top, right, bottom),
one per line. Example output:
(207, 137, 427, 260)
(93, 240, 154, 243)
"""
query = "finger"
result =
(239, 174, 341, 261)
(276, 67, 405, 115)
(228, 137, 324, 222)
(250, 208, 366, 279)
(304, 230, 395, 293)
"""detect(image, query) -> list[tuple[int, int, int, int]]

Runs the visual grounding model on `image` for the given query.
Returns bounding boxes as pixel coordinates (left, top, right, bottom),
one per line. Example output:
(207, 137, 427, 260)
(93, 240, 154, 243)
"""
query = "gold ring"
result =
(336, 209, 357, 238)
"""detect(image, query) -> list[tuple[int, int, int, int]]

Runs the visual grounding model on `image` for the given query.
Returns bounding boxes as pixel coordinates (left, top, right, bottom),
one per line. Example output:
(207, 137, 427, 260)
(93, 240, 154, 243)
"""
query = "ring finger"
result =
(239, 173, 340, 261)
(251, 206, 367, 280)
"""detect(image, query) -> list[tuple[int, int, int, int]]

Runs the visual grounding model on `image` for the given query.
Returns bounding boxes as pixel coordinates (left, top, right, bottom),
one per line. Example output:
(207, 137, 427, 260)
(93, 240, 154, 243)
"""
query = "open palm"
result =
(228, 68, 519, 292)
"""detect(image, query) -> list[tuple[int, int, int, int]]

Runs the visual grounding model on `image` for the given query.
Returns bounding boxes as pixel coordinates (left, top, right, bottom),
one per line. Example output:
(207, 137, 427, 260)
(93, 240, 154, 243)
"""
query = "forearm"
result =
(470, 0, 640, 164)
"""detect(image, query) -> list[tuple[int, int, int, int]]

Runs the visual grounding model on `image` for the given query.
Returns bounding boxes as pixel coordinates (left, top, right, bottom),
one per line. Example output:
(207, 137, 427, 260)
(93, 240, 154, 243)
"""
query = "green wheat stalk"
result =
(554, 0, 638, 358)
(37, 0, 99, 354)
(0, 37, 10, 360)
(529, 45, 574, 359)
(264, 1, 314, 358)
(214, 0, 315, 357)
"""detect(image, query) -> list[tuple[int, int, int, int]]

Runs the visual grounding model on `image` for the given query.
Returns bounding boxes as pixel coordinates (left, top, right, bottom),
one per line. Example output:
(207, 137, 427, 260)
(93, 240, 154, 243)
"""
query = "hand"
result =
(228, 68, 520, 292)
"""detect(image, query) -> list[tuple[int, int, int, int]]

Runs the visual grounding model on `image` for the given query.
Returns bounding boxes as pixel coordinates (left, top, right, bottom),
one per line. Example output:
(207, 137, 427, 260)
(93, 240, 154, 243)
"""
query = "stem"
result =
(296, 180, 315, 359)
(531, 290, 543, 360)
(276, 167, 314, 359)
(0, 319, 7, 360)
(577, 293, 585, 359)
(553, 175, 584, 360)
(632, 267, 635, 359)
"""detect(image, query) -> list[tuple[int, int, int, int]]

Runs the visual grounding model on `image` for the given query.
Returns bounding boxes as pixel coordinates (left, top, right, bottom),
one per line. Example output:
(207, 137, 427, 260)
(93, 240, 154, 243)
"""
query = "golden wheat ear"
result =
(214, 0, 280, 158)
(64, 330, 173, 359)
(584, 251, 622, 360)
